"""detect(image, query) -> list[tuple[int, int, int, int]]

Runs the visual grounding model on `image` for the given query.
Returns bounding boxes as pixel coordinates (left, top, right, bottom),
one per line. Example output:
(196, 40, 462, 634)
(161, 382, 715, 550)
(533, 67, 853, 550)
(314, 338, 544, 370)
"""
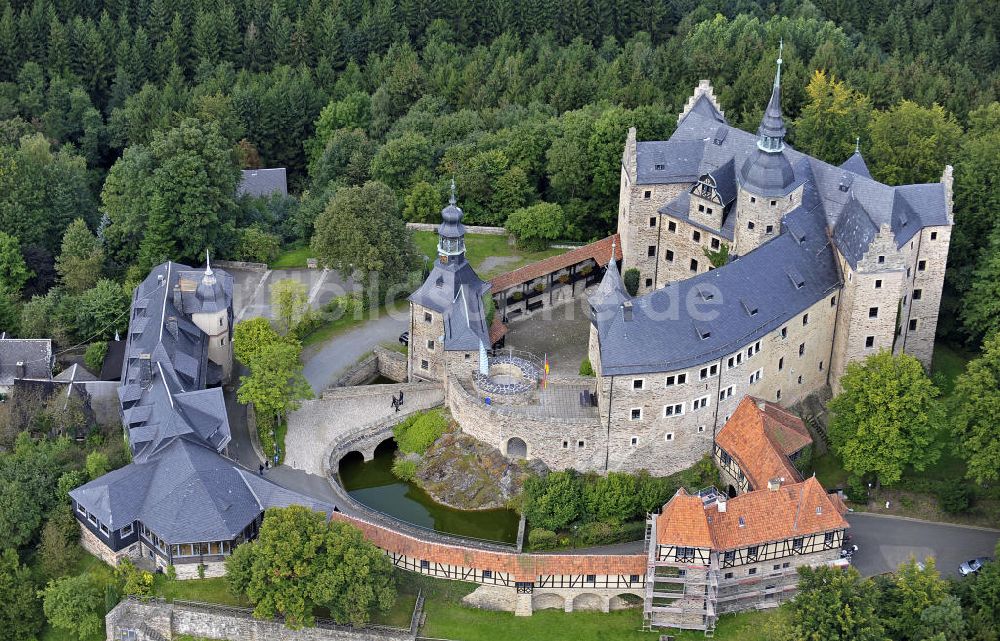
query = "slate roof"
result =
(660, 192, 737, 241)
(589, 253, 630, 316)
(715, 397, 811, 491)
(237, 168, 287, 197)
(603, 80, 951, 375)
(0, 335, 52, 384)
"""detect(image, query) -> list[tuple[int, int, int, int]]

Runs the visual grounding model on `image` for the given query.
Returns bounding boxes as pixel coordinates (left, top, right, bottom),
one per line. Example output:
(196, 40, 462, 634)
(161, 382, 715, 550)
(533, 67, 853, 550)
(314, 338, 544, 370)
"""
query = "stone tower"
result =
(408, 181, 491, 382)
(189, 254, 233, 382)
(733, 43, 804, 255)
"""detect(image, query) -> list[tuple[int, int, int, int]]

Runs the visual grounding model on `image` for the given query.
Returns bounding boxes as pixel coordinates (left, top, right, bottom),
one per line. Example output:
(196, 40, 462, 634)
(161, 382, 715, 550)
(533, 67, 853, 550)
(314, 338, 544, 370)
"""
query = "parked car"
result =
(959, 557, 992, 576)
(399, 331, 409, 346)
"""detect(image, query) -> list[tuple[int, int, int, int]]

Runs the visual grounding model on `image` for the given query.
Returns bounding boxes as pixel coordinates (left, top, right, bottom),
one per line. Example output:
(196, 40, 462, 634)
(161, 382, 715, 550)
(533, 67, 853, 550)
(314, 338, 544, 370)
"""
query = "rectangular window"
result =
(793, 538, 804, 551)
(586, 574, 596, 583)
(711, 238, 720, 250)
(578, 440, 585, 448)
(693, 230, 701, 242)
(420, 359, 429, 370)
(699, 364, 718, 380)
(100, 524, 110, 536)
(770, 200, 777, 206)
(427, 339, 435, 350)
(747, 221, 755, 230)
(749, 369, 762, 385)
(799, 343, 805, 356)
(120, 523, 134, 537)
(909, 318, 918, 331)
(824, 532, 835, 545)
(630, 574, 640, 583)
(691, 395, 709, 411)
(668, 221, 677, 232)
(783, 562, 791, 568)
(819, 360, 824, 371)
(665, 249, 675, 262)
(750, 196, 756, 203)
(483, 570, 493, 579)
(797, 375, 803, 384)
(724, 572, 734, 579)
(878, 255, 885, 264)
(773, 565, 780, 571)
(690, 258, 699, 272)
(562, 440, 568, 449)
(424, 312, 432, 323)
(869, 307, 878, 318)
(645, 278, 652, 287)
(748, 568, 758, 576)
(664, 403, 684, 417)
(913, 289, 922, 300)
(630, 408, 642, 420)
(707, 207, 713, 214)
(778, 357, 784, 371)
(930, 231, 938, 240)
(643, 190, 651, 199)
(665, 432, 674, 441)
(719, 386, 733, 401)
(649, 217, 657, 227)
(698, 203, 705, 212)
(647, 245, 656, 257)
(630, 437, 637, 446)
(865, 336, 875, 348)
(780, 327, 787, 339)
(802, 313, 809, 325)
(918, 260, 927, 271)
(874, 279, 882, 289)
(776, 389, 781, 401)
(765, 224, 774, 234)
(724, 551, 735, 563)
(420, 560, 430, 569)
(632, 378, 644, 390)
(830, 295, 837, 306)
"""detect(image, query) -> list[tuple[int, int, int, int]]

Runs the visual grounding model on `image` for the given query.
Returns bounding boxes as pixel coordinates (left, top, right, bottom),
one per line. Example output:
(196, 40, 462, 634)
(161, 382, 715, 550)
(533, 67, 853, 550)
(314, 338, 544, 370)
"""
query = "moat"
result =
(337, 441, 520, 544)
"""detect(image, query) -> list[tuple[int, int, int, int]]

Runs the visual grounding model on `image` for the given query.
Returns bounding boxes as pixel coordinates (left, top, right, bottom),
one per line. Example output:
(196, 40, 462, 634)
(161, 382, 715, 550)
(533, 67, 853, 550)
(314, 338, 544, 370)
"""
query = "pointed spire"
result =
(855, 136, 861, 154)
(449, 177, 457, 206)
(205, 250, 213, 276)
(610, 237, 617, 264)
(757, 41, 787, 153)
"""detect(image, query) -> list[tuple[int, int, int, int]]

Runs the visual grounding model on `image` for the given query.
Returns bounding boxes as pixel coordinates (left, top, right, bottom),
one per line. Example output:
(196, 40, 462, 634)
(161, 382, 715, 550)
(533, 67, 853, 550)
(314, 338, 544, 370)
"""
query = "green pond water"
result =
(338, 442, 519, 543)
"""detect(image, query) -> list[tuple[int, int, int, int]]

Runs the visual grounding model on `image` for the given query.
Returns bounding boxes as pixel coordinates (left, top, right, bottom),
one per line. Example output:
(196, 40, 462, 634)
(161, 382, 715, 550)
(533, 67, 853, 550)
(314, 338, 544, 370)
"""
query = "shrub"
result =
(847, 476, 869, 503)
(115, 558, 153, 597)
(527, 528, 558, 550)
(85, 451, 110, 480)
(83, 341, 107, 373)
(579, 521, 616, 545)
(505, 202, 566, 251)
(623, 268, 640, 296)
(936, 479, 972, 513)
(523, 470, 583, 531)
(391, 457, 417, 481)
(579, 358, 594, 376)
(198, 563, 206, 579)
(393, 409, 448, 454)
(166, 565, 177, 581)
(585, 472, 640, 525)
(236, 226, 281, 263)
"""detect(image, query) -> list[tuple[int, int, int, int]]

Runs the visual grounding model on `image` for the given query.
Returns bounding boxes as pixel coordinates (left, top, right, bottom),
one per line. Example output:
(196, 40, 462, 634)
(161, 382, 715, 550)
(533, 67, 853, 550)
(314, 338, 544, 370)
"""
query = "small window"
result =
(698, 203, 705, 212)
(773, 564, 780, 571)
(918, 260, 927, 271)
(644, 277, 653, 287)
(665, 249, 675, 262)
(913, 289, 922, 300)
(748, 568, 757, 576)
(633, 378, 645, 390)
(643, 190, 651, 199)
(630, 437, 637, 446)
(878, 255, 885, 264)
(747, 221, 755, 230)
(578, 440, 585, 448)
(424, 311, 432, 323)
(691, 395, 709, 411)
(765, 224, 774, 234)
(869, 307, 878, 319)
(711, 238, 720, 250)
(707, 207, 713, 215)
(100, 524, 110, 536)
(802, 313, 809, 325)
(483, 570, 493, 579)
(420, 359, 429, 370)
(930, 231, 938, 240)
(664, 403, 684, 417)
(719, 386, 733, 401)
(824, 532, 835, 545)
(678, 373, 687, 384)
(724, 572, 734, 579)
(654, 164, 665, 171)
(770, 200, 777, 206)
(749, 369, 762, 385)
(699, 364, 718, 380)
(668, 221, 677, 232)
(776, 389, 781, 401)
(793, 538, 804, 550)
(783, 561, 791, 568)
(750, 196, 756, 203)
(692, 230, 701, 242)
(420, 560, 430, 569)
(630, 574, 640, 582)
(649, 217, 657, 227)
(585, 574, 597, 583)
(647, 245, 656, 257)
(665, 433, 674, 442)
(464, 353, 470, 359)
(778, 357, 784, 371)
(121, 523, 134, 537)
(909, 318, 918, 331)
(562, 440, 568, 449)
(865, 336, 875, 348)
(874, 279, 882, 289)
(780, 327, 787, 339)
(427, 339, 435, 350)
(797, 375, 803, 384)
(819, 360, 824, 371)
(630, 408, 642, 420)
(799, 343, 805, 356)
(698, 425, 706, 433)
(690, 258, 699, 272)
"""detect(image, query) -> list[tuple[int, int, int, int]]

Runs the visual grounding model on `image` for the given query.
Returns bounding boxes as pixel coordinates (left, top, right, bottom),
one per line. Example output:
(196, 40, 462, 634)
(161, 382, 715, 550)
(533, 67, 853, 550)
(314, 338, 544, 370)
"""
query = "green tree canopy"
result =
(311, 181, 415, 288)
(0, 231, 31, 295)
(56, 218, 104, 294)
(792, 70, 873, 164)
(271, 278, 309, 336)
(522, 470, 583, 531)
(226, 506, 395, 628)
(791, 565, 884, 641)
(951, 332, 1000, 484)
(868, 101, 962, 186)
(73, 279, 129, 342)
(0, 548, 43, 641)
(41, 573, 105, 641)
(585, 471, 640, 525)
(403, 181, 442, 223)
(960, 233, 1000, 343)
(505, 202, 566, 251)
(233, 317, 282, 366)
(236, 339, 312, 427)
(828, 351, 942, 487)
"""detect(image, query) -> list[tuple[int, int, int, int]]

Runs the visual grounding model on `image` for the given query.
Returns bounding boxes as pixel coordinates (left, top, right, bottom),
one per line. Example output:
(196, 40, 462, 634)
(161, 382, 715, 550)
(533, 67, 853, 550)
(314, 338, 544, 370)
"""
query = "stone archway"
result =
(728, 484, 738, 499)
(531, 593, 564, 611)
(373, 437, 397, 457)
(571, 593, 603, 611)
(609, 593, 643, 610)
(338, 450, 364, 471)
(506, 437, 527, 459)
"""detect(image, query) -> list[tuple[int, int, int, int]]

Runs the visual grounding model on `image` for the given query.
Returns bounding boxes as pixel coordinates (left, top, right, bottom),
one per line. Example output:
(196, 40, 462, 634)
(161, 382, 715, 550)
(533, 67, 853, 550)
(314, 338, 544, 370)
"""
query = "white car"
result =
(959, 557, 991, 576)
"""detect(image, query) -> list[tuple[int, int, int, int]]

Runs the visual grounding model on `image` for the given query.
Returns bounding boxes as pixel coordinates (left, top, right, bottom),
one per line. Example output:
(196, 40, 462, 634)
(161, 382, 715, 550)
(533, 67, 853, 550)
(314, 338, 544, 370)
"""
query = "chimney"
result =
(756, 398, 767, 411)
(173, 284, 184, 313)
(15, 360, 25, 379)
(138, 353, 152, 389)
(768, 478, 782, 491)
(165, 316, 179, 339)
(622, 301, 633, 321)
(717, 498, 726, 513)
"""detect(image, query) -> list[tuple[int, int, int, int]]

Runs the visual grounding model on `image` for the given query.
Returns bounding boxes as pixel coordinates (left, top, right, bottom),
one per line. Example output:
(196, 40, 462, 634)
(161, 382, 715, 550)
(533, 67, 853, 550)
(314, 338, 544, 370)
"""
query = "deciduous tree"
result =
(522, 470, 583, 531)
(792, 70, 873, 164)
(951, 333, 1000, 484)
(236, 340, 312, 428)
(41, 573, 105, 641)
(0, 548, 43, 641)
(828, 351, 942, 488)
(233, 317, 282, 366)
(56, 218, 104, 293)
(0, 231, 30, 295)
(868, 101, 961, 186)
(791, 565, 884, 641)
(505, 202, 566, 251)
(271, 278, 309, 336)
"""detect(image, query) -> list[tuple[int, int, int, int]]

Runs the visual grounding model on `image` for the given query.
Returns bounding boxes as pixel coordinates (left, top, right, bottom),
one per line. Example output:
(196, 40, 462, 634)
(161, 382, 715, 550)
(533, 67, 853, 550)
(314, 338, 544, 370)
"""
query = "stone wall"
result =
(174, 560, 227, 580)
(446, 374, 607, 471)
(408, 302, 445, 382)
(213, 259, 268, 272)
(79, 522, 139, 566)
(105, 598, 414, 641)
(620, 181, 687, 295)
(655, 208, 730, 287)
(334, 352, 380, 387)
(731, 184, 804, 256)
(406, 222, 508, 236)
(374, 346, 408, 382)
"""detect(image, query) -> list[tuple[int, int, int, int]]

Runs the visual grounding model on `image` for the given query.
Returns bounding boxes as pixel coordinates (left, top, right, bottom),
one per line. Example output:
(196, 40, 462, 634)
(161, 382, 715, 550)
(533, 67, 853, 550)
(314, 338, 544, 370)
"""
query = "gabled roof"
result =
(237, 168, 287, 198)
(656, 488, 714, 548)
(589, 253, 629, 316)
(489, 234, 622, 293)
(839, 151, 871, 179)
(715, 397, 810, 491)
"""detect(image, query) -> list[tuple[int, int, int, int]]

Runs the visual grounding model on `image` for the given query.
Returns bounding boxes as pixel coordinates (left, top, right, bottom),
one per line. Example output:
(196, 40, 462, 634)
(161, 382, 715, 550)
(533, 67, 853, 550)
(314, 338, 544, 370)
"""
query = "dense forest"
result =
(0, 0, 998, 349)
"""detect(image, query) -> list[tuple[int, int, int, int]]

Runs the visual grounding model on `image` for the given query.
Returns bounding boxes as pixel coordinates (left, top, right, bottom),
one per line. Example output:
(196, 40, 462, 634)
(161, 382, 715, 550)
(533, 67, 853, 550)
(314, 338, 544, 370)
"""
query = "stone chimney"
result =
(15, 360, 24, 379)
(165, 316, 178, 339)
(138, 353, 152, 389)
(767, 477, 784, 491)
(173, 283, 183, 313)
(717, 498, 726, 513)
(622, 301, 633, 321)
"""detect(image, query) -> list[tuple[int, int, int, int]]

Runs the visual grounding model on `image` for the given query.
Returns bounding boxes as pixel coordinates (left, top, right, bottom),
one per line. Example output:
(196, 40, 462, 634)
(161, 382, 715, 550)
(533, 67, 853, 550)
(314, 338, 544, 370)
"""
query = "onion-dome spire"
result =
(437, 178, 466, 260)
(757, 39, 786, 153)
(202, 250, 216, 286)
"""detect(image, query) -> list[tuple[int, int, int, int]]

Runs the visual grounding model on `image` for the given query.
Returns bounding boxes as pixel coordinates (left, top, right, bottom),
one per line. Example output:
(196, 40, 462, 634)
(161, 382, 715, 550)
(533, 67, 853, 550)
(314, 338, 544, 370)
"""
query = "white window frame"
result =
(120, 523, 134, 537)
(664, 372, 687, 387)
(697, 425, 706, 433)
(426, 339, 435, 351)
(749, 368, 762, 385)
(719, 386, 734, 401)
(630, 436, 638, 446)
(664, 432, 674, 442)
(632, 378, 645, 391)
(663, 403, 685, 417)
(691, 395, 709, 411)
(699, 364, 718, 380)
(630, 407, 643, 421)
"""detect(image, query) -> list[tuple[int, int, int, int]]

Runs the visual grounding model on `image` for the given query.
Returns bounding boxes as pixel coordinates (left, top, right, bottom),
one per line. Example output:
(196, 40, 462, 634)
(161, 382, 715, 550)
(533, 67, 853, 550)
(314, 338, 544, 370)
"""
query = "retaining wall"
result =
(214, 259, 268, 272)
(405, 222, 508, 236)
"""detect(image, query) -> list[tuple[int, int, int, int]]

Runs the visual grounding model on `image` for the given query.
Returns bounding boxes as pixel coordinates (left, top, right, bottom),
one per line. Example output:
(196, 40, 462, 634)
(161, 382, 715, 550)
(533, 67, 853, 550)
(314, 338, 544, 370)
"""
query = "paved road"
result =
(301, 308, 408, 394)
(223, 382, 260, 467)
(847, 512, 1000, 577)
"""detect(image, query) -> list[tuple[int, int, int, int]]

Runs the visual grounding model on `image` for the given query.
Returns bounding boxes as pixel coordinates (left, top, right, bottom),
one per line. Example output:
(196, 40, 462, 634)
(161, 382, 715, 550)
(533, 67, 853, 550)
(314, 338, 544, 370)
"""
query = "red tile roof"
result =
(488, 316, 507, 344)
(489, 234, 622, 293)
(707, 477, 848, 550)
(331, 513, 646, 581)
(655, 489, 713, 548)
(715, 397, 810, 491)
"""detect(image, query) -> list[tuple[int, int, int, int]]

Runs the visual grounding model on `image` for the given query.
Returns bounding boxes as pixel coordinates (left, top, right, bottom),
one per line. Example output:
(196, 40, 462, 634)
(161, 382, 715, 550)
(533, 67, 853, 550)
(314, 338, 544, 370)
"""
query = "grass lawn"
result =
(412, 230, 568, 279)
(274, 418, 288, 465)
(271, 245, 313, 269)
(810, 451, 851, 490)
(299, 300, 405, 349)
(930, 341, 974, 397)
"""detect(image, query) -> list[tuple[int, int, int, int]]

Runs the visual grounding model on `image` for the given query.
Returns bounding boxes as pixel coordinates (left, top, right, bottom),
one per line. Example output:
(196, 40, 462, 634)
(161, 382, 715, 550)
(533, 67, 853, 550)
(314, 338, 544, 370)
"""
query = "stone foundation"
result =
(79, 523, 140, 566)
(174, 560, 227, 580)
